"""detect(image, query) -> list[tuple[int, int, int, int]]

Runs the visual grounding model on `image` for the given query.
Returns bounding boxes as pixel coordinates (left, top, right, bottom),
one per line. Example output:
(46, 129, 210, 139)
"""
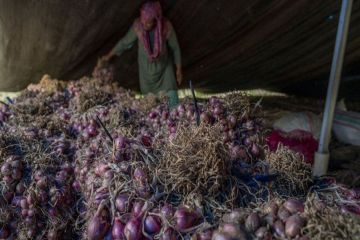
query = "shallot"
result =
(112, 218, 125, 240)
(283, 199, 304, 214)
(87, 204, 110, 240)
(174, 206, 200, 232)
(245, 212, 260, 232)
(285, 214, 305, 238)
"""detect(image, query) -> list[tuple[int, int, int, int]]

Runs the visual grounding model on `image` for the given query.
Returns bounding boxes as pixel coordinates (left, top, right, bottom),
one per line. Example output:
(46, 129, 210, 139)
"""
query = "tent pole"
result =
(313, 0, 353, 177)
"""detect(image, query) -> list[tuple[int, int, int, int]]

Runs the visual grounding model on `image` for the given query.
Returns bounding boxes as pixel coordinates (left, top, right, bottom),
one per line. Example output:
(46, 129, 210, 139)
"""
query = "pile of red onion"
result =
(214, 199, 308, 240)
(1, 72, 357, 240)
(0, 133, 78, 238)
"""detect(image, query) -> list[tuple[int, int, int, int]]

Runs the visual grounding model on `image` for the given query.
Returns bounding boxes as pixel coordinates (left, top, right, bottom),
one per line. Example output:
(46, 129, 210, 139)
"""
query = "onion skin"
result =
(144, 215, 161, 235)
(95, 163, 109, 176)
(16, 182, 26, 194)
(213, 106, 224, 116)
(3, 175, 13, 184)
(133, 168, 147, 183)
(227, 115, 237, 129)
(160, 228, 177, 240)
(20, 198, 28, 209)
(104, 170, 114, 180)
(161, 203, 175, 219)
(177, 104, 185, 113)
(212, 228, 249, 240)
(200, 112, 211, 124)
(222, 132, 230, 143)
(21, 209, 29, 217)
(285, 214, 305, 238)
(0, 226, 10, 239)
(27, 228, 36, 238)
(197, 229, 213, 240)
(1, 162, 11, 176)
(265, 202, 278, 216)
(277, 207, 291, 222)
(273, 220, 285, 238)
(250, 143, 260, 157)
(140, 135, 152, 147)
(112, 218, 125, 240)
(230, 146, 248, 160)
(27, 193, 36, 205)
(11, 168, 22, 180)
(11, 196, 22, 207)
(114, 137, 125, 150)
(34, 170, 43, 181)
(209, 97, 219, 105)
(340, 204, 360, 215)
(36, 177, 48, 189)
(243, 138, 252, 147)
(148, 111, 157, 119)
(27, 209, 35, 217)
(174, 207, 199, 232)
(211, 232, 232, 240)
(219, 223, 248, 239)
(132, 201, 144, 218)
(245, 212, 260, 232)
(47, 229, 59, 240)
(11, 159, 22, 169)
(115, 194, 130, 213)
(49, 207, 59, 218)
(186, 109, 194, 119)
(255, 227, 269, 239)
(72, 180, 81, 191)
(222, 209, 247, 224)
(283, 199, 304, 214)
(87, 205, 110, 240)
(124, 218, 142, 240)
(24, 216, 34, 226)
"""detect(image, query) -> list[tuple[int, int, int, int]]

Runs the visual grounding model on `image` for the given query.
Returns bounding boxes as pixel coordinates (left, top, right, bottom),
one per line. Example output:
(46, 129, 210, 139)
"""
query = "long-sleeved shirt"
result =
(112, 20, 181, 95)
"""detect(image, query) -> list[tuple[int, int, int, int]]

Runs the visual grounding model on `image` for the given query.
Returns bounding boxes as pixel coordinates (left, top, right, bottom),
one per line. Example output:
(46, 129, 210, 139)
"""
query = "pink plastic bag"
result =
(267, 129, 318, 164)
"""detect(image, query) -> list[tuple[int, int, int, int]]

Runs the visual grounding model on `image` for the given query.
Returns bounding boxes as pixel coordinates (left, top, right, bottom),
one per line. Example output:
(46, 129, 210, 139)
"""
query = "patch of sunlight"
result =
(134, 89, 288, 100)
(0, 91, 21, 102)
(178, 89, 288, 99)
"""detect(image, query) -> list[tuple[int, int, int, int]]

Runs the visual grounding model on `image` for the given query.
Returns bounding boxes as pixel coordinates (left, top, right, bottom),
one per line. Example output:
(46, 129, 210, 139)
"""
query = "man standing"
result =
(103, 1, 182, 108)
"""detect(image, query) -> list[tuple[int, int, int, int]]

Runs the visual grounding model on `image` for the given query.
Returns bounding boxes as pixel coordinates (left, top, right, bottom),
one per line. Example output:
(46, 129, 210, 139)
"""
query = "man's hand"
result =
(92, 52, 114, 76)
(176, 65, 182, 86)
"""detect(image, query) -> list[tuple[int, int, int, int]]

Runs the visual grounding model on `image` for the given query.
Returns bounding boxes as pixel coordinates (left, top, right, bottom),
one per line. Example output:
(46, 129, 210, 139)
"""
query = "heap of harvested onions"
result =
(0, 61, 359, 240)
(156, 122, 230, 197)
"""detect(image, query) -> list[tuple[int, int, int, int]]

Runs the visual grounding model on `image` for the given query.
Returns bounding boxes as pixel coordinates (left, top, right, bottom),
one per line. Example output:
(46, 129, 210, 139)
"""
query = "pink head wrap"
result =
(137, 1, 167, 61)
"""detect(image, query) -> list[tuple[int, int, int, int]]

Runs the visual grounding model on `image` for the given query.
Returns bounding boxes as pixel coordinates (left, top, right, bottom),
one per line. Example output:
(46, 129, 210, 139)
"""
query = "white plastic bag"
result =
(333, 100, 360, 146)
(273, 112, 322, 139)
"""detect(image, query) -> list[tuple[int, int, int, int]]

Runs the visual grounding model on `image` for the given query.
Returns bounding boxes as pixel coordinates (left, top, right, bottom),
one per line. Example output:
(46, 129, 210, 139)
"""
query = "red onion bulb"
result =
(174, 207, 199, 232)
(144, 215, 161, 235)
(115, 194, 130, 213)
(112, 218, 125, 240)
(124, 218, 142, 240)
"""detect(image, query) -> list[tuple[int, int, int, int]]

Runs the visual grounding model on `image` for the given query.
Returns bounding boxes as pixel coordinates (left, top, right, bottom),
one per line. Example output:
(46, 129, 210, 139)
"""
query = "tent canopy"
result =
(0, 0, 359, 97)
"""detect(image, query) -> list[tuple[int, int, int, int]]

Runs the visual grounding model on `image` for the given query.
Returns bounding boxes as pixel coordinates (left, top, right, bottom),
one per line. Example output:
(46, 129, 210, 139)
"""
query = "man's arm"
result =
(103, 25, 138, 61)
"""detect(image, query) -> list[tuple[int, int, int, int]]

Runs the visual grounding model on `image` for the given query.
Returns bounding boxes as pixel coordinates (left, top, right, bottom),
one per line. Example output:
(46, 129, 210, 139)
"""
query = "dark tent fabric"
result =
(0, 0, 359, 97)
